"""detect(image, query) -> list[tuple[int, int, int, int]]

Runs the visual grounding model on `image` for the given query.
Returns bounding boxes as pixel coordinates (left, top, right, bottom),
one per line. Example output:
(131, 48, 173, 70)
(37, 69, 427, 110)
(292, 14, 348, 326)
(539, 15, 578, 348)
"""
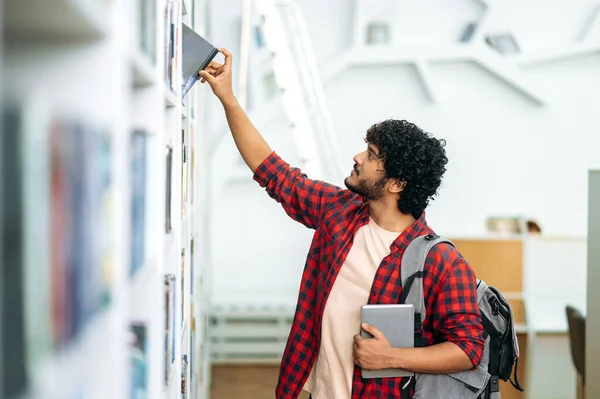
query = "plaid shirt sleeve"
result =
(253, 151, 342, 229)
(431, 252, 485, 368)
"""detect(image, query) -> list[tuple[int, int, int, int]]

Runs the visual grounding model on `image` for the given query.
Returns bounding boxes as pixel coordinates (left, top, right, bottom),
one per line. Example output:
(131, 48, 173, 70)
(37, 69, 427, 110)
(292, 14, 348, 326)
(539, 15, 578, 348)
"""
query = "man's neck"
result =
(368, 200, 416, 233)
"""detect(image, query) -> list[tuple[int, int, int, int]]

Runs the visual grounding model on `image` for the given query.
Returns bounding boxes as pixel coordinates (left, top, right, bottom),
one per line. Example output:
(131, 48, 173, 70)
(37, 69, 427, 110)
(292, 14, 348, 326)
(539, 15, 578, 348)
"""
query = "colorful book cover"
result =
(165, 146, 173, 233)
(181, 248, 185, 328)
(50, 118, 69, 348)
(130, 131, 148, 276)
(129, 322, 148, 399)
(181, 129, 187, 221)
(164, 273, 176, 385)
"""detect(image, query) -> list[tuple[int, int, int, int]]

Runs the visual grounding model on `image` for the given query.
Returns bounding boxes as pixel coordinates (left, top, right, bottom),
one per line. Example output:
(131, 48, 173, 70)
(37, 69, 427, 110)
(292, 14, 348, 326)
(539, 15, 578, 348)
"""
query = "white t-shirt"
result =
(303, 218, 399, 398)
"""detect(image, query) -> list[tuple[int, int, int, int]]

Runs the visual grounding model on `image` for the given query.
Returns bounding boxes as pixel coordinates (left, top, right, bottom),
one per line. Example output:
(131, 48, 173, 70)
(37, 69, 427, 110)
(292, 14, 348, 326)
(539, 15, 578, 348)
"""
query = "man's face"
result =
(344, 140, 388, 200)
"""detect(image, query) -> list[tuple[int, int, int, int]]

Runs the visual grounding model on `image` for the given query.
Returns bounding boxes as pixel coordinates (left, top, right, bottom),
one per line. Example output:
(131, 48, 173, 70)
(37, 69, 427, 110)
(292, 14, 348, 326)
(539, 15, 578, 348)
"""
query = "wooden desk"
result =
(451, 238, 523, 293)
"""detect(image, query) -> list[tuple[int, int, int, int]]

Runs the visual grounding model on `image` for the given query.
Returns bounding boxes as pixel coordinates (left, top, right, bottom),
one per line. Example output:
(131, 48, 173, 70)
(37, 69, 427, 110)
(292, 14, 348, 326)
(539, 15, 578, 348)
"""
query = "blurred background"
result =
(2, 0, 599, 399)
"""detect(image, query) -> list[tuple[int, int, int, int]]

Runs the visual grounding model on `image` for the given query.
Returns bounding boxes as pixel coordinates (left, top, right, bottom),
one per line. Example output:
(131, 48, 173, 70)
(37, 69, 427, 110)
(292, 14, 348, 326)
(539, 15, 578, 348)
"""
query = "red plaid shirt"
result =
(253, 152, 484, 399)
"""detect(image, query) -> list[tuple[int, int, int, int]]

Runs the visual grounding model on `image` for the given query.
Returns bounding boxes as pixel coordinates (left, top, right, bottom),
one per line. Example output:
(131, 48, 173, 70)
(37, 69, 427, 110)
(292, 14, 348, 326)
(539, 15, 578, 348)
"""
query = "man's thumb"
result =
(362, 322, 382, 339)
(199, 70, 215, 83)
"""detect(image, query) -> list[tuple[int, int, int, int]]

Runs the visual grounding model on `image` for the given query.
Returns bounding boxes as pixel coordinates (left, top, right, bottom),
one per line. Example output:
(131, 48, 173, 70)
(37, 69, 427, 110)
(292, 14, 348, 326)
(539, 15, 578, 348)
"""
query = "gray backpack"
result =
(400, 234, 524, 398)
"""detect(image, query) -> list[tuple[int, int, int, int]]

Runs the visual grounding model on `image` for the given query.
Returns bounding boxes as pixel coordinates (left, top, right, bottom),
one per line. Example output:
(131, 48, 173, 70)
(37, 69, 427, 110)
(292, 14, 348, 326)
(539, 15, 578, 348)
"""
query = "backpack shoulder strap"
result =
(476, 278, 487, 301)
(399, 234, 455, 324)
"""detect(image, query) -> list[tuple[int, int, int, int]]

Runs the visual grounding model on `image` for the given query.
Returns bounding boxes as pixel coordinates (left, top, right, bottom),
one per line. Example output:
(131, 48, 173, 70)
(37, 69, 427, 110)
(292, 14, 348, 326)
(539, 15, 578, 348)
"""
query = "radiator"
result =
(209, 303, 295, 364)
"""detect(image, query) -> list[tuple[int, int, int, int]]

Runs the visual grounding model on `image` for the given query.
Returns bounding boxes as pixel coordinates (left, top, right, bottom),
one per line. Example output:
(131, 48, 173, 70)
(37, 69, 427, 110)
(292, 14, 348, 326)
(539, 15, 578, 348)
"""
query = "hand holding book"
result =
(198, 46, 272, 173)
(198, 48, 236, 106)
(353, 322, 394, 370)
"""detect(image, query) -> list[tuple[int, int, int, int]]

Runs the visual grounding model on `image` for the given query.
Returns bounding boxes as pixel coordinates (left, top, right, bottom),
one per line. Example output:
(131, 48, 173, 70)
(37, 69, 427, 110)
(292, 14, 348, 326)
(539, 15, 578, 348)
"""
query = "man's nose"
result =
(353, 152, 364, 165)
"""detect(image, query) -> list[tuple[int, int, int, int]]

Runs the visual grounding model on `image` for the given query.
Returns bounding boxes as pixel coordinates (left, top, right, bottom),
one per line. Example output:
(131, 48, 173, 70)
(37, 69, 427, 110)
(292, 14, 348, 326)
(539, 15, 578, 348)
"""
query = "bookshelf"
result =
(2, 0, 212, 399)
(5, 0, 110, 39)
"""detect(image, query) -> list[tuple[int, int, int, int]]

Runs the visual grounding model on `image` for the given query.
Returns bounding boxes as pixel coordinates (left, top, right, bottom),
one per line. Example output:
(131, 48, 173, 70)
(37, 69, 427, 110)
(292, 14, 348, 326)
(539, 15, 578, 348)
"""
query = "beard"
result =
(345, 173, 388, 201)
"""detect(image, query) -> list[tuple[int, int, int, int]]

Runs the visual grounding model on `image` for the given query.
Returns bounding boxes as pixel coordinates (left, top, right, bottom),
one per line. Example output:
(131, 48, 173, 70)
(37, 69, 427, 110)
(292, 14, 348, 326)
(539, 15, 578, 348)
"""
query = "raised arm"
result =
(200, 49, 342, 229)
(199, 49, 271, 172)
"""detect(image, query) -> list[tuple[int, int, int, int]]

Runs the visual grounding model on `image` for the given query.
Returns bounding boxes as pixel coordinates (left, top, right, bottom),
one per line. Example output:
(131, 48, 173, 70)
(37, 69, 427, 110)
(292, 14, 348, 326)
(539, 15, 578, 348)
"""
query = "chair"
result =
(566, 305, 586, 399)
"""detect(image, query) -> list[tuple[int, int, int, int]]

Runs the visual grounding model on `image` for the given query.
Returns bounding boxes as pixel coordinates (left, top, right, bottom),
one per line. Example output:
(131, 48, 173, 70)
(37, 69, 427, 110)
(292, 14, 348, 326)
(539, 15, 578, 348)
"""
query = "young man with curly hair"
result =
(200, 49, 484, 399)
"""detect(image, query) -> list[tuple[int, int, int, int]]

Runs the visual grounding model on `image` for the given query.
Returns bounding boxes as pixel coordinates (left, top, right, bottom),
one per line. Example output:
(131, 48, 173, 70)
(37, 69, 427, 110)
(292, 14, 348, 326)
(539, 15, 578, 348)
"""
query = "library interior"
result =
(1, 0, 600, 399)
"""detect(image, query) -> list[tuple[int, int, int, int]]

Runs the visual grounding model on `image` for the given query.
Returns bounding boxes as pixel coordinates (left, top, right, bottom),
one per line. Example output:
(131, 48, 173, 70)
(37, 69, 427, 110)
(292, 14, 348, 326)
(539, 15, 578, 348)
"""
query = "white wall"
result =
(322, 0, 600, 237)
(353, 0, 484, 47)
(325, 55, 600, 237)
(209, 111, 313, 306)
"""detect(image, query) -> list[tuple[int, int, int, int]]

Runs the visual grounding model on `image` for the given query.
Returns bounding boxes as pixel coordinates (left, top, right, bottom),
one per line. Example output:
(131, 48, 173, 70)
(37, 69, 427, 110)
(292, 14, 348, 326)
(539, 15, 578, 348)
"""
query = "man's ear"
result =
(388, 178, 406, 194)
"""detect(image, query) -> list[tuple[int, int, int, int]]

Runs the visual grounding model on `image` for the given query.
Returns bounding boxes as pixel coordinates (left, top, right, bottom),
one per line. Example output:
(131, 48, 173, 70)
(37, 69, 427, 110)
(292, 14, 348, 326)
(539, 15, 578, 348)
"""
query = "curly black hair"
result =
(366, 119, 448, 218)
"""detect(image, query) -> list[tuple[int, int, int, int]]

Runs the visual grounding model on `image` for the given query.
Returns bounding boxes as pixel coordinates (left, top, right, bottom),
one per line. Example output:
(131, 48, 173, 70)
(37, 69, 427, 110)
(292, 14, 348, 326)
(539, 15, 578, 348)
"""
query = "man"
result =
(200, 49, 484, 399)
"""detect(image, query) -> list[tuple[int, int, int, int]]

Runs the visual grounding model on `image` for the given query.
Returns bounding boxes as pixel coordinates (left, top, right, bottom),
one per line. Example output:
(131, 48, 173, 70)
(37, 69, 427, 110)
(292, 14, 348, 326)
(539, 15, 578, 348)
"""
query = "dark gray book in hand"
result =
(360, 304, 415, 378)
(181, 22, 219, 99)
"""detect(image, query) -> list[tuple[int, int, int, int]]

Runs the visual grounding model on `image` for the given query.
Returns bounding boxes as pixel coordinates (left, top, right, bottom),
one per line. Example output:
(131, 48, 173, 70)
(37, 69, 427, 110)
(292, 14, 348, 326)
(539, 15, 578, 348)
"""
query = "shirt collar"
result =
(392, 211, 431, 250)
(359, 205, 431, 251)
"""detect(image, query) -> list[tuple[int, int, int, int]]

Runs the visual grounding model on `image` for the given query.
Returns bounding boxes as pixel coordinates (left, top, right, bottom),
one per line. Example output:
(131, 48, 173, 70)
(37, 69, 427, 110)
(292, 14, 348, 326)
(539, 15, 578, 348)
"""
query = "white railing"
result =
(274, 0, 346, 184)
(238, 0, 345, 184)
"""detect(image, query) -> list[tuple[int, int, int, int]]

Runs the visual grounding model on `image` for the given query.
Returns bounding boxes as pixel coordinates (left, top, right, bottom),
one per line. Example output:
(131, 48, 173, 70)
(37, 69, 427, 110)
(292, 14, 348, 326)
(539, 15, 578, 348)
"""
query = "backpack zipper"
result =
(490, 297, 500, 316)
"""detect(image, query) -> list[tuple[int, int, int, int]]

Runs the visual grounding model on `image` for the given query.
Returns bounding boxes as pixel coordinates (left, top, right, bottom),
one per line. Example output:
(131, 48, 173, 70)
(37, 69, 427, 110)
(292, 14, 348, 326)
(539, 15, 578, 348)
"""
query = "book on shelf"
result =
(164, 0, 181, 94)
(165, 146, 173, 233)
(129, 322, 148, 399)
(190, 310, 195, 392)
(181, 354, 189, 399)
(181, 22, 219, 98)
(181, 129, 187, 221)
(19, 102, 53, 376)
(139, 0, 157, 64)
(189, 237, 194, 297)
(189, 236, 195, 389)
(189, 0, 195, 26)
(164, 273, 176, 385)
(2, 106, 28, 399)
(189, 238, 196, 394)
(190, 125, 195, 205)
(2, 103, 115, 396)
(49, 117, 114, 347)
(130, 130, 148, 276)
(181, 248, 186, 328)
(190, 89, 196, 120)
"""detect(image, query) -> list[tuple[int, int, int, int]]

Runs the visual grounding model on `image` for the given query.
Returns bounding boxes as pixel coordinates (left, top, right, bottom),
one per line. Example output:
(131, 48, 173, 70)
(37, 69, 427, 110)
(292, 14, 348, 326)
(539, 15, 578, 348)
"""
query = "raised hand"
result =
(198, 48, 235, 104)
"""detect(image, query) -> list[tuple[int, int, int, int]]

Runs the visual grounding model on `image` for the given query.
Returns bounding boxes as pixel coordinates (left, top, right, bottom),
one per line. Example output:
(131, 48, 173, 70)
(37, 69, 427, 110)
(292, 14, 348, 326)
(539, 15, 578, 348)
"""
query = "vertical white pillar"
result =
(587, 170, 600, 398)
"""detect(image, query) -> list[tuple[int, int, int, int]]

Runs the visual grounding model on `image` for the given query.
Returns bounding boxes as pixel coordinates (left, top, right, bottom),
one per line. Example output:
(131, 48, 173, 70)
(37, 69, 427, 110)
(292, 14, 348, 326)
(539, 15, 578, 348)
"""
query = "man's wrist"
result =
(220, 94, 238, 109)
(387, 347, 411, 370)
